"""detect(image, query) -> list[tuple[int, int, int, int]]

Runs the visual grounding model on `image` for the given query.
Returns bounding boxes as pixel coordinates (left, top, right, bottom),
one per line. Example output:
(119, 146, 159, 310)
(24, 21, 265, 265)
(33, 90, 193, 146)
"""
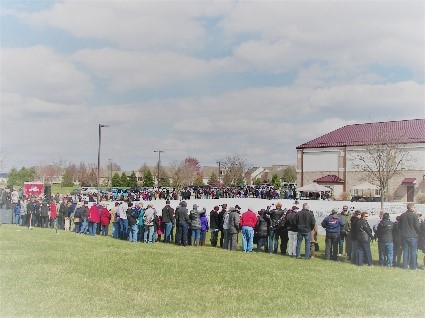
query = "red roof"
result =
(401, 178, 416, 185)
(297, 119, 425, 149)
(314, 175, 344, 183)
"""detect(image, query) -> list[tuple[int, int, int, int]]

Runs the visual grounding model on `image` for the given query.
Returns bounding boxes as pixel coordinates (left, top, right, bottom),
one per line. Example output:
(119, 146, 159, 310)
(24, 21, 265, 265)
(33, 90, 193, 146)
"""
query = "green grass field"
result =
(1, 225, 424, 317)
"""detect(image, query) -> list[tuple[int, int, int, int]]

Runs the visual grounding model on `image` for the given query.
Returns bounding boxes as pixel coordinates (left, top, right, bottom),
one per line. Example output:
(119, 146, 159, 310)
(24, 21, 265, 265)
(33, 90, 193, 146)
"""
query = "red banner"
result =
(24, 183, 44, 197)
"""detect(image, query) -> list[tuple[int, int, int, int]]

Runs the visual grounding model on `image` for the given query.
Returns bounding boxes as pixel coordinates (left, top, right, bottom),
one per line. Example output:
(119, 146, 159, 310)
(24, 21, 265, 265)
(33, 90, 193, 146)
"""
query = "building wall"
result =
(297, 143, 425, 203)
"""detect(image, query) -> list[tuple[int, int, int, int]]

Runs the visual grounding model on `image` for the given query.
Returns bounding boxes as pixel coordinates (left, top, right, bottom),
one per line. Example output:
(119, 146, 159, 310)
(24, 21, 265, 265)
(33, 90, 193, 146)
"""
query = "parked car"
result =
(70, 188, 81, 195)
(81, 187, 98, 195)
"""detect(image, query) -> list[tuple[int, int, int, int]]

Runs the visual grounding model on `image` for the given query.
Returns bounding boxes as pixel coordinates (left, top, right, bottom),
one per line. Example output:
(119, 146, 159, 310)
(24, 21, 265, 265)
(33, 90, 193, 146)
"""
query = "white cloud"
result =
(1, 46, 93, 104)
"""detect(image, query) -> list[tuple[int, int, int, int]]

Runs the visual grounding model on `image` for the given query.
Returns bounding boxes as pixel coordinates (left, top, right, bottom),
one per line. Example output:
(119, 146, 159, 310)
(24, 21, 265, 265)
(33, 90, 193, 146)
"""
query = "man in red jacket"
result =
(88, 204, 101, 236)
(240, 208, 258, 252)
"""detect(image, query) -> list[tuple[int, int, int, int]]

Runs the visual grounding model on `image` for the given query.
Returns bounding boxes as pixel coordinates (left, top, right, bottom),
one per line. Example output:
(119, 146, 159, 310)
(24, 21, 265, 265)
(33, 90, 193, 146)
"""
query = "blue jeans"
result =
(357, 241, 372, 266)
(257, 236, 267, 252)
(191, 229, 201, 240)
(325, 232, 339, 260)
(120, 219, 129, 240)
(80, 218, 88, 234)
(112, 222, 118, 238)
(89, 222, 98, 236)
(402, 237, 418, 270)
(129, 224, 138, 242)
(379, 242, 394, 267)
(296, 232, 311, 259)
(15, 214, 21, 225)
(101, 225, 109, 236)
(268, 228, 280, 254)
(164, 222, 173, 243)
(242, 226, 254, 252)
(144, 225, 154, 243)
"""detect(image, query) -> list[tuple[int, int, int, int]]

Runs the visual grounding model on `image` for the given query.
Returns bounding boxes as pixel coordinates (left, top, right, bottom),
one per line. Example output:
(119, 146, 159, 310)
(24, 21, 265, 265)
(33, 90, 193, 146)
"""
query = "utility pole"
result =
(216, 161, 221, 186)
(97, 123, 109, 202)
(108, 159, 113, 191)
(154, 150, 164, 187)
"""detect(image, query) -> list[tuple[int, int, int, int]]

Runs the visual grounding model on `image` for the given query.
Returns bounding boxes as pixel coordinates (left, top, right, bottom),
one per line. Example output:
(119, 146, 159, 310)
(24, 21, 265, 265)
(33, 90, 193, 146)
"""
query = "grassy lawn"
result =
(0, 225, 424, 317)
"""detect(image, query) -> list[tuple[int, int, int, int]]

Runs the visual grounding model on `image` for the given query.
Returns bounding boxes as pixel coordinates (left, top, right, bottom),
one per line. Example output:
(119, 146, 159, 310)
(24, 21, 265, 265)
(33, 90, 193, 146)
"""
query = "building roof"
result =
(314, 175, 344, 184)
(296, 119, 425, 149)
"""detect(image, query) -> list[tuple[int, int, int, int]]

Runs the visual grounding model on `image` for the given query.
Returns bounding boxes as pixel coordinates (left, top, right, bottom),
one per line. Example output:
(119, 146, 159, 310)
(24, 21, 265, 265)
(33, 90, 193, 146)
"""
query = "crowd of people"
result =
(6, 189, 425, 270)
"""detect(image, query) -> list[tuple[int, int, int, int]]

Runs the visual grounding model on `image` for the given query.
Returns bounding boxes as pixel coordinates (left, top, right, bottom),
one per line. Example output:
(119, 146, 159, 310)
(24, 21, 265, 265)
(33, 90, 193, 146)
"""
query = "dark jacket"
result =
(127, 208, 139, 226)
(357, 219, 374, 243)
(269, 208, 286, 228)
(40, 202, 49, 217)
(295, 209, 315, 233)
(392, 221, 402, 247)
(399, 210, 420, 238)
(209, 210, 220, 229)
(161, 205, 174, 223)
(285, 210, 298, 232)
(376, 218, 393, 243)
(175, 202, 189, 225)
(255, 210, 269, 237)
(349, 216, 360, 241)
(321, 215, 344, 234)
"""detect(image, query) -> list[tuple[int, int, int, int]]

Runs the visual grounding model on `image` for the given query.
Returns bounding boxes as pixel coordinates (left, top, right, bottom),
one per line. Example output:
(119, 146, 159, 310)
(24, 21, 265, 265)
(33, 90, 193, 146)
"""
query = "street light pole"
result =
(217, 161, 221, 186)
(154, 150, 164, 187)
(97, 124, 109, 202)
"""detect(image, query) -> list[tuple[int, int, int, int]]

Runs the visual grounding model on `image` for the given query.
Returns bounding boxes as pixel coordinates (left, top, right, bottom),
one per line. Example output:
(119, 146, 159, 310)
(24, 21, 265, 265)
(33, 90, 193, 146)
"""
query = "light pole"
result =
(97, 124, 109, 202)
(154, 150, 164, 187)
(108, 158, 113, 191)
(217, 161, 221, 186)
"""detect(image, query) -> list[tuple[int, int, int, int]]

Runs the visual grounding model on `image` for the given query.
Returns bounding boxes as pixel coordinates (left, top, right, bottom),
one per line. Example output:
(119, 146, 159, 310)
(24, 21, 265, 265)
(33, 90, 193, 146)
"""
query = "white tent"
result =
(297, 182, 332, 193)
(351, 182, 380, 197)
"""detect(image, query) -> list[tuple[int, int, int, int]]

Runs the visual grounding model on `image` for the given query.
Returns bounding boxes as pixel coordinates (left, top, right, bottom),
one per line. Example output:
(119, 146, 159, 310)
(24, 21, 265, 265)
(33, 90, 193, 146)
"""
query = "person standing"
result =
(209, 206, 220, 247)
(49, 200, 57, 228)
(356, 212, 374, 266)
(189, 204, 202, 246)
(321, 209, 344, 261)
(161, 200, 174, 243)
(143, 204, 155, 243)
(349, 210, 361, 264)
(126, 202, 139, 242)
(218, 204, 228, 248)
(268, 202, 286, 254)
(240, 207, 257, 252)
(255, 209, 269, 252)
(110, 202, 119, 238)
(376, 212, 394, 267)
(175, 201, 190, 246)
(118, 199, 129, 240)
(399, 203, 420, 270)
(295, 203, 316, 259)
(339, 205, 351, 256)
(286, 206, 299, 257)
(227, 207, 240, 251)
(88, 203, 101, 236)
(199, 208, 209, 246)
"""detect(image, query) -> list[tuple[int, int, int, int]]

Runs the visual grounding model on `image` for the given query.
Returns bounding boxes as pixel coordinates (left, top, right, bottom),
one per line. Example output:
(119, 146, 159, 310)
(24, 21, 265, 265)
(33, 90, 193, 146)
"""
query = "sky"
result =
(1, 0, 424, 172)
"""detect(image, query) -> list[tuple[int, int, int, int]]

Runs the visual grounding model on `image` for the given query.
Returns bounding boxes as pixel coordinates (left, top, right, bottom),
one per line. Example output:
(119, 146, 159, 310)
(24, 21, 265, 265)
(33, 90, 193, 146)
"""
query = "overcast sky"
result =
(1, 0, 424, 172)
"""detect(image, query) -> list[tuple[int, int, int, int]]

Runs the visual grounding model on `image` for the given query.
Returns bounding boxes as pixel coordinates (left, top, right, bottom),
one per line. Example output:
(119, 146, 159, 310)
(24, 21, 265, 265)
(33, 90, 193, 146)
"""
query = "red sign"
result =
(24, 183, 44, 197)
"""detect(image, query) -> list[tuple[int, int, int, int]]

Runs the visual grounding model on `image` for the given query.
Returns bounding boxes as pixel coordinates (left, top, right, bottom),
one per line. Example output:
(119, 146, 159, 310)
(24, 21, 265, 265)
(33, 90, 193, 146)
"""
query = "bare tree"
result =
(351, 129, 412, 209)
(170, 158, 199, 193)
(220, 154, 251, 186)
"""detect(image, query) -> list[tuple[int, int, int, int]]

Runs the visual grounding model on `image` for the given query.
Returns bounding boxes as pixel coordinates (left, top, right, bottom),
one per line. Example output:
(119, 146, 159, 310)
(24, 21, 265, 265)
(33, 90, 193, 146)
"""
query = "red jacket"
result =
(240, 210, 257, 228)
(50, 204, 57, 219)
(88, 205, 101, 223)
(100, 208, 111, 226)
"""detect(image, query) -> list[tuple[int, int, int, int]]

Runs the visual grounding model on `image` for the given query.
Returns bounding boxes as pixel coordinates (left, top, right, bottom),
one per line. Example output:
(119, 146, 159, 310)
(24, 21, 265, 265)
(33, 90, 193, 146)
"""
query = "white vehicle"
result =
(81, 187, 98, 195)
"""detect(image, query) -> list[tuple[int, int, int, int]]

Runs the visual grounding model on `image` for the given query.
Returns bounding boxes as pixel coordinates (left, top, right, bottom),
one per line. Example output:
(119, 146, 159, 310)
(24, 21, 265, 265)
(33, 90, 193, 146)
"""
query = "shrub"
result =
(339, 192, 351, 201)
(416, 193, 425, 204)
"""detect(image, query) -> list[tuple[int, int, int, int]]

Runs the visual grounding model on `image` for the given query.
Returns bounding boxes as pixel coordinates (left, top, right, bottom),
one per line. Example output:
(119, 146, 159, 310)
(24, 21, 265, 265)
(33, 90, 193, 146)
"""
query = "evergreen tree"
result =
(143, 169, 154, 187)
(120, 172, 129, 187)
(282, 166, 297, 183)
(128, 171, 138, 188)
(112, 172, 121, 187)
(61, 168, 75, 187)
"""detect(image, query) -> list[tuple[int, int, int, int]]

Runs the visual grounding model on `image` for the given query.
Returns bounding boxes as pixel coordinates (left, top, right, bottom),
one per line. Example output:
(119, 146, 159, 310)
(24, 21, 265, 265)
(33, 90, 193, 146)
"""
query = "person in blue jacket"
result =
(321, 209, 344, 261)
